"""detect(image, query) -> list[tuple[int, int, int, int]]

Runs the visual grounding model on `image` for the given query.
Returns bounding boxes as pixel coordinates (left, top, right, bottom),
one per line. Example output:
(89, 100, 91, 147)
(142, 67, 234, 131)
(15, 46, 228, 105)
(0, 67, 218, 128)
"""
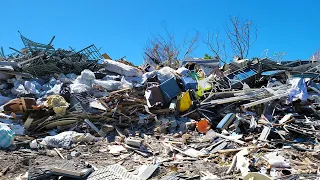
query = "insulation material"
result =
(46, 95, 70, 116)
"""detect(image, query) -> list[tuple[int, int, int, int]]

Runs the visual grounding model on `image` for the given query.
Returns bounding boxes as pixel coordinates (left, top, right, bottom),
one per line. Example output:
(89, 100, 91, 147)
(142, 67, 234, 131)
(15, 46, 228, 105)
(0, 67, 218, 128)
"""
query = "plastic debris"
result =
(0, 33, 318, 179)
(104, 59, 143, 77)
(0, 122, 14, 148)
(41, 131, 96, 148)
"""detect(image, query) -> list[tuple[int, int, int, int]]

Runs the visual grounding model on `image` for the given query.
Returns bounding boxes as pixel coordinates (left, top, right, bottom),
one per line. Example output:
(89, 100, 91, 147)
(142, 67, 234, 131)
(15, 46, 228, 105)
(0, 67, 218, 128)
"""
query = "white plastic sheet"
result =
(236, 148, 250, 177)
(41, 131, 95, 148)
(46, 83, 62, 95)
(94, 80, 123, 91)
(24, 81, 42, 94)
(264, 152, 290, 168)
(11, 83, 28, 95)
(125, 76, 143, 87)
(70, 83, 91, 93)
(142, 67, 176, 84)
(102, 75, 121, 81)
(156, 67, 176, 83)
(70, 69, 96, 93)
(287, 78, 308, 102)
(74, 69, 96, 87)
(104, 59, 143, 77)
(93, 77, 132, 92)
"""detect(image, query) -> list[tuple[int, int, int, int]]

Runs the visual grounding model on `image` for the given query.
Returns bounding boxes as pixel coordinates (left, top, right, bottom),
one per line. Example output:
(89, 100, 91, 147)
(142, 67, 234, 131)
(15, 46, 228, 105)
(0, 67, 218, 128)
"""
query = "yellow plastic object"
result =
(46, 95, 70, 117)
(178, 90, 192, 112)
(197, 78, 212, 97)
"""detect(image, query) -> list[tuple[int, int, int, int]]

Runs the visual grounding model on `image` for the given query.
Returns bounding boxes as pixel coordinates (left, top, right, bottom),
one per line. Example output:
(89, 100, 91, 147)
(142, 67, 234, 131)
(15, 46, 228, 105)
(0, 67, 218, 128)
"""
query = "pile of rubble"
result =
(0, 34, 320, 180)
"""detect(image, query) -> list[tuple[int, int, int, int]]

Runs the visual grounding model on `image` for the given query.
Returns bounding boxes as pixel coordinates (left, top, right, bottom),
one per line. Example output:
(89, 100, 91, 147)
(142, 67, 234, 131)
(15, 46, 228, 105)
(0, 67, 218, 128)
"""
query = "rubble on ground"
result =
(0, 33, 320, 180)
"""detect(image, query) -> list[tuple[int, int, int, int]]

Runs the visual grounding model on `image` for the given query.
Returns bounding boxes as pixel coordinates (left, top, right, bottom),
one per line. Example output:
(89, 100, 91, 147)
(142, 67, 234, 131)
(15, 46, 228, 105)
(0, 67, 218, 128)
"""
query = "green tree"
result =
(204, 54, 212, 59)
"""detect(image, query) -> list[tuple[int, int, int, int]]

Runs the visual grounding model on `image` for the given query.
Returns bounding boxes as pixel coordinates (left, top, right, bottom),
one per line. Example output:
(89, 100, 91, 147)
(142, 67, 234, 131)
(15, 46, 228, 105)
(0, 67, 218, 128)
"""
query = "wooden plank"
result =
(54, 148, 65, 159)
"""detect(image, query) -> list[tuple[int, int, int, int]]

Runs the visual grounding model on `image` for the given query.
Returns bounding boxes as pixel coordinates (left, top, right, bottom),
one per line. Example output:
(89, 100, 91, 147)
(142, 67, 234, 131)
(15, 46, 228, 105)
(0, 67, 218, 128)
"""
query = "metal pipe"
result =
(1, 47, 5, 57)
(18, 54, 42, 66)
(201, 95, 253, 105)
(241, 93, 288, 109)
(9, 47, 23, 55)
(44, 36, 55, 54)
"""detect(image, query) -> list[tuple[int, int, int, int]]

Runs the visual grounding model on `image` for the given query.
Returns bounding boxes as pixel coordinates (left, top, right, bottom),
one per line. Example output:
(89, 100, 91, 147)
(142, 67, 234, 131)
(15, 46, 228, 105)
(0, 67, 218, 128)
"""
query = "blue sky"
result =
(1, 0, 319, 65)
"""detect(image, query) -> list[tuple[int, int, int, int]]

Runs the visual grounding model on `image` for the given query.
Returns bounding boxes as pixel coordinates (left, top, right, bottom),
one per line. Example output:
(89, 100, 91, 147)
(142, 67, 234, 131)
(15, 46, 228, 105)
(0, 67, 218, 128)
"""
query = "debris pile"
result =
(0, 33, 320, 180)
